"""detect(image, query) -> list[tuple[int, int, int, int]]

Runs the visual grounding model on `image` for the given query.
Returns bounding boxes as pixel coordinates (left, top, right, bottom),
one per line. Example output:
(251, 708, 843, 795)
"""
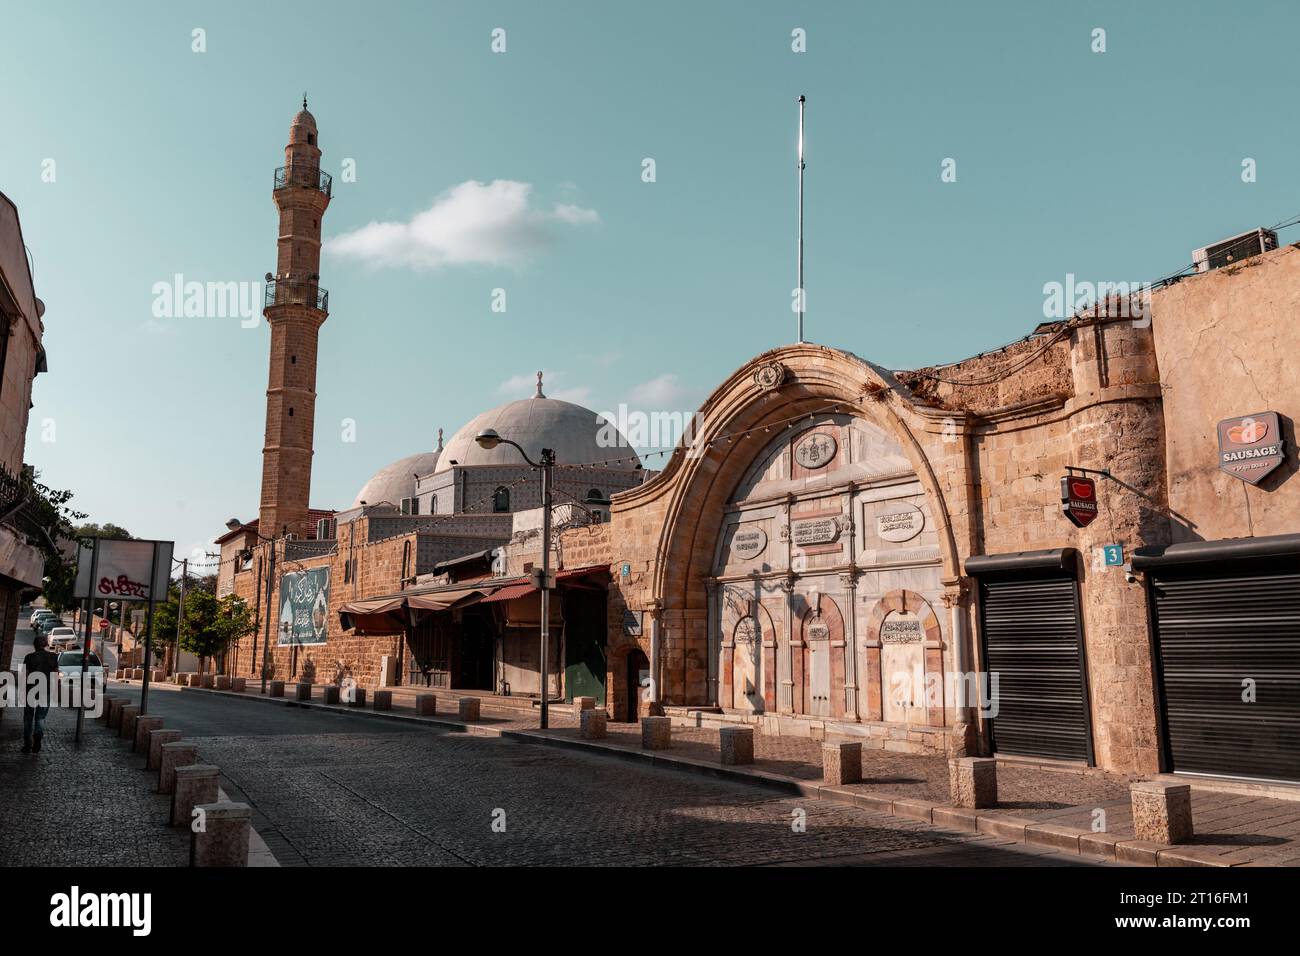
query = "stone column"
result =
(704, 579, 720, 707)
(191, 802, 251, 867)
(779, 575, 796, 714)
(840, 569, 860, 720)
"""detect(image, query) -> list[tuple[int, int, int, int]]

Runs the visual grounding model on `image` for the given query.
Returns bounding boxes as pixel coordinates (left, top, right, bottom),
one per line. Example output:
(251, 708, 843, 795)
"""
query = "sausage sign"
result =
(1060, 475, 1099, 528)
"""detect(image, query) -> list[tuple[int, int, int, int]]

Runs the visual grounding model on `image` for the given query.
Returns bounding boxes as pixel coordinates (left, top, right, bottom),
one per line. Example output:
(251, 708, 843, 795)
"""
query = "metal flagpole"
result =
(797, 94, 806, 344)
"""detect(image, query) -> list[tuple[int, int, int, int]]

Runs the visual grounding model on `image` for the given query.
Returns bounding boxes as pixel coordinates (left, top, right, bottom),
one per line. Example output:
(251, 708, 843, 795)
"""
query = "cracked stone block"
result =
(373, 690, 392, 711)
(295, 682, 312, 701)
(268, 680, 285, 698)
(822, 741, 862, 785)
(641, 716, 671, 750)
(158, 742, 198, 795)
(415, 695, 437, 716)
(457, 698, 480, 721)
(1131, 781, 1193, 845)
(148, 730, 183, 770)
(580, 709, 607, 739)
(190, 802, 251, 867)
(133, 716, 163, 754)
(719, 727, 755, 766)
(171, 765, 219, 827)
(948, 757, 998, 809)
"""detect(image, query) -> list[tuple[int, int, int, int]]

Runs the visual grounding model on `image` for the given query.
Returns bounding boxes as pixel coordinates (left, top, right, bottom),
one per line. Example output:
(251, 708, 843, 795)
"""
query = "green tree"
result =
(73, 522, 133, 541)
(18, 467, 87, 613)
(178, 590, 256, 672)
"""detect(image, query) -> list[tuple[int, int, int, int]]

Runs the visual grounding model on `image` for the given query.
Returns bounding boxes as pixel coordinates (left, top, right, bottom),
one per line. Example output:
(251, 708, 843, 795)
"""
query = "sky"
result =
(4, 0, 1300, 570)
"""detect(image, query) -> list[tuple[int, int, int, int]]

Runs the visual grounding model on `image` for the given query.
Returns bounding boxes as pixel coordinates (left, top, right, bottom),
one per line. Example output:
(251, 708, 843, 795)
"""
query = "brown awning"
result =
(481, 583, 534, 603)
(406, 587, 488, 611)
(338, 597, 408, 635)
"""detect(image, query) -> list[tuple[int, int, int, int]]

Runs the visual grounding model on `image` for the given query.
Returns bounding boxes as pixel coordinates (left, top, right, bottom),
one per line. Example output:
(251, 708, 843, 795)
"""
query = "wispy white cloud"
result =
(627, 373, 692, 409)
(324, 180, 598, 270)
(497, 370, 591, 406)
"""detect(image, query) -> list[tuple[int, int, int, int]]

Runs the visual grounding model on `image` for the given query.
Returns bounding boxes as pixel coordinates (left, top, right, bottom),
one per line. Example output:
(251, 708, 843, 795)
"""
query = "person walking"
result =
(22, 631, 59, 754)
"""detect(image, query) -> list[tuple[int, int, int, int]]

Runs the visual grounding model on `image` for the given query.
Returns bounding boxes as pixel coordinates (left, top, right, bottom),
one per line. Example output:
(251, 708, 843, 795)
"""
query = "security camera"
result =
(1125, 570, 1138, 585)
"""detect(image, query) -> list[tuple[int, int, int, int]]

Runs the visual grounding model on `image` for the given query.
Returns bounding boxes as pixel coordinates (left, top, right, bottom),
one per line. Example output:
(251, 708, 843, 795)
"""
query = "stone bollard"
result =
(641, 716, 671, 750)
(348, 688, 366, 708)
(457, 697, 480, 721)
(948, 757, 999, 809)
(322, 685, 340, 705)
(822, 741, 863, 786)
(100, 696, 121, 723)
(200, 673, 214, 689)
(231, 677, 246, 693)
(148, 730, 183, 770)
(106, 697, 126, 729)
(190, 802, 251, 867)
(1131, 781, 1194, 845)
(373, 690, 392, 711)
(158, 742, 198, 794)
(573, 696, 596, 713)
(719, 726, 755, 766)
(118, 705, 141, 740)
(580, 709, 607, 740)
(188, 674, 202, 687)
(171, 765, 219, 827)
(416, 695, 437, 716)
(150, 669, 164, 682)
(295, 682, 312, 702)
(133, 716, 164, 754)
(114, 668, 125, 681)
(269, 680, 285, 698)
(214, 675, 231, 691)
(173, 673, 186, 686)
(133, 668, 144, 681)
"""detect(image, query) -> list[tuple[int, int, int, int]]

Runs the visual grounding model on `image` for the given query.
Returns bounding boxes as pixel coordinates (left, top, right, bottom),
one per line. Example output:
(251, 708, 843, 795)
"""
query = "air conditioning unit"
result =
(400, 496, 420, 515)
(316, 517, 336, 540)
(1193, 227, 1278, 273)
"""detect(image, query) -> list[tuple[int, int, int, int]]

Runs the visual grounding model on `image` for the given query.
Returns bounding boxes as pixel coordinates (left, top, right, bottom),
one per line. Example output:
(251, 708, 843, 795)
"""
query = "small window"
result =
(586, 488, 604, 503)
(307, 133, 315, 145)
(492, 486, 510, 513)
(291, 355, 296, 365)
(288, 407, 294, 417)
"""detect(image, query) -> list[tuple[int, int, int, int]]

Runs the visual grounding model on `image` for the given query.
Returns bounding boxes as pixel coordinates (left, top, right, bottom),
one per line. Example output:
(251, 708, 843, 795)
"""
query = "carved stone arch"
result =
(864, 589, 945, 727)
(794, 592, 845, 718)
(610, 343, 964, 706)
(719, 589, 776, 712)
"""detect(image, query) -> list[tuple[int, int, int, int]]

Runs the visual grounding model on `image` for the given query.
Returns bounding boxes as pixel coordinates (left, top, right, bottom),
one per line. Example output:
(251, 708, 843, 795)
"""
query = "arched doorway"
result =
(624, 648, 650, 722)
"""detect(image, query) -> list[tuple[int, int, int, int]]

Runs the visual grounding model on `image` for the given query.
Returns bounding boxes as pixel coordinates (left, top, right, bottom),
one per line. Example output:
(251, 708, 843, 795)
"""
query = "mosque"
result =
(218, 103, 1300, 786)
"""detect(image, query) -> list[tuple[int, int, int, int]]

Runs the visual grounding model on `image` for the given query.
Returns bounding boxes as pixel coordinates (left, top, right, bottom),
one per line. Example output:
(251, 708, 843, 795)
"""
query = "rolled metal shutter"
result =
(1149, 560, 1300, 782)
(978, 573, 1092, 762)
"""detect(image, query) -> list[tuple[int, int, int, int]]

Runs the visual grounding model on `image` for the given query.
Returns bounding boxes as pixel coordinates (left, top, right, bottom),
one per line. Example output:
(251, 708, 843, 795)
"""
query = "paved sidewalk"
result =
(128, 678, 1300, 866)
(0, 705, 189, 867)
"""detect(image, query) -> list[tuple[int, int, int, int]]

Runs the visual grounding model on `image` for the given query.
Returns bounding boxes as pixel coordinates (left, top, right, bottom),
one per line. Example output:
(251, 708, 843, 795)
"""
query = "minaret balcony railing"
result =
(264, 278, 329, 313)
(273, 164, 333, 198)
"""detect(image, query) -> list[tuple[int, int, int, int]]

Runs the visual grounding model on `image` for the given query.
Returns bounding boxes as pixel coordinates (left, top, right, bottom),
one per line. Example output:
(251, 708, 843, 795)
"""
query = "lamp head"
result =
(225, 518, 242, 531)
(474, 428, 502, 450)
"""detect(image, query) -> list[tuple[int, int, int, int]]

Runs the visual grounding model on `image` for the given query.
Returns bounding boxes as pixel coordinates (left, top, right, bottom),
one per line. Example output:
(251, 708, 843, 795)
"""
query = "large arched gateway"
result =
(607, 344, 978, 754)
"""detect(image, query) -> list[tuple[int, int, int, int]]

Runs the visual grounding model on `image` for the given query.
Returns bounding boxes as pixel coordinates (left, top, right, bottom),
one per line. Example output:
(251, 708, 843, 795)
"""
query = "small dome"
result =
(352, 449, 441, 508)
(293, 108, 317, 131)
(436, 378, 638, 474)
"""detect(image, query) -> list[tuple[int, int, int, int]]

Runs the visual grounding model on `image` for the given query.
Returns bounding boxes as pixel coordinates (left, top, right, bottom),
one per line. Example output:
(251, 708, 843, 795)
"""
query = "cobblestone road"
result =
(104, 687, 1102, 867)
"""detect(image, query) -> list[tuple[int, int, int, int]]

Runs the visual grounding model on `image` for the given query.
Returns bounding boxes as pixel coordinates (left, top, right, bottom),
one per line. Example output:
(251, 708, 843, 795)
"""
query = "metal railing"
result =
(273, 164, 332, 198)
(264, 278, 329, 313)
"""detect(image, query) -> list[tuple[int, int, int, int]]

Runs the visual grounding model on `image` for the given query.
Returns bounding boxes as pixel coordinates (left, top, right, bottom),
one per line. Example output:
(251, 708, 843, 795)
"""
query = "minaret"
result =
(259, 97, 332, 538)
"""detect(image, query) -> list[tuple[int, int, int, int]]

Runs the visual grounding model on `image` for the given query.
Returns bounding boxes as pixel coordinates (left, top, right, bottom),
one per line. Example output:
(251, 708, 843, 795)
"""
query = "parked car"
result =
(29, 609, 55, 629)
(57, 650, 105, 686)
(46, 626, 78, 649)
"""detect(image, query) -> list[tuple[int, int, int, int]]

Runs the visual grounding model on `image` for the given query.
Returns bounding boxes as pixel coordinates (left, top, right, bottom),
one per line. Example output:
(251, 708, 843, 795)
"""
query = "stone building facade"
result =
(0, 191, 50, 673)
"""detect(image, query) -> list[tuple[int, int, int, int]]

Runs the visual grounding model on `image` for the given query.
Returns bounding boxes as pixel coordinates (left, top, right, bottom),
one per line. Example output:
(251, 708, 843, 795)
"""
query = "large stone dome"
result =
(352, 449, 441, 508)
(436, 379, 639, 474)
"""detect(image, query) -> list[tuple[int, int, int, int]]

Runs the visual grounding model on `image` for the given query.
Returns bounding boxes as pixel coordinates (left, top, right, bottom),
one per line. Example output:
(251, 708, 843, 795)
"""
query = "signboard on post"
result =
(279, 567, 330, 646)
(1060, 475, 1099, 528)
(1217, 411, 1285, 485)
(73, 538, 173, 602)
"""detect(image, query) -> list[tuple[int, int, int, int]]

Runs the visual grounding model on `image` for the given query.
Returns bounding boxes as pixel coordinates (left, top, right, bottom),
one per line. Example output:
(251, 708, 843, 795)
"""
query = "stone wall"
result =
(1148, 243, 1300, 541)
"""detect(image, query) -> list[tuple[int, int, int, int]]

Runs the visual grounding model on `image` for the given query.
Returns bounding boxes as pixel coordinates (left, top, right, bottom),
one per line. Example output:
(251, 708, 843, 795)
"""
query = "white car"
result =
(29, 609, 55, 629)
(46, 626, 78, 649)
(58, 650, 105, 687)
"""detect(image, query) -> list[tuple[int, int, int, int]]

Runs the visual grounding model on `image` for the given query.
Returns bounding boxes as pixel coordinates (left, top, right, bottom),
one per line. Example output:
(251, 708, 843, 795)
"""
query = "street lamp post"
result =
(227, 518, 277, 694)
(474, 428, 555, 729)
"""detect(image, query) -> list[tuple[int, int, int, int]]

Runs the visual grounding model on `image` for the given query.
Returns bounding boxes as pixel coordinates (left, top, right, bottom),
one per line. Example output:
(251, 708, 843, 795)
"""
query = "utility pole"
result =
(174, 558, 187, 677)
